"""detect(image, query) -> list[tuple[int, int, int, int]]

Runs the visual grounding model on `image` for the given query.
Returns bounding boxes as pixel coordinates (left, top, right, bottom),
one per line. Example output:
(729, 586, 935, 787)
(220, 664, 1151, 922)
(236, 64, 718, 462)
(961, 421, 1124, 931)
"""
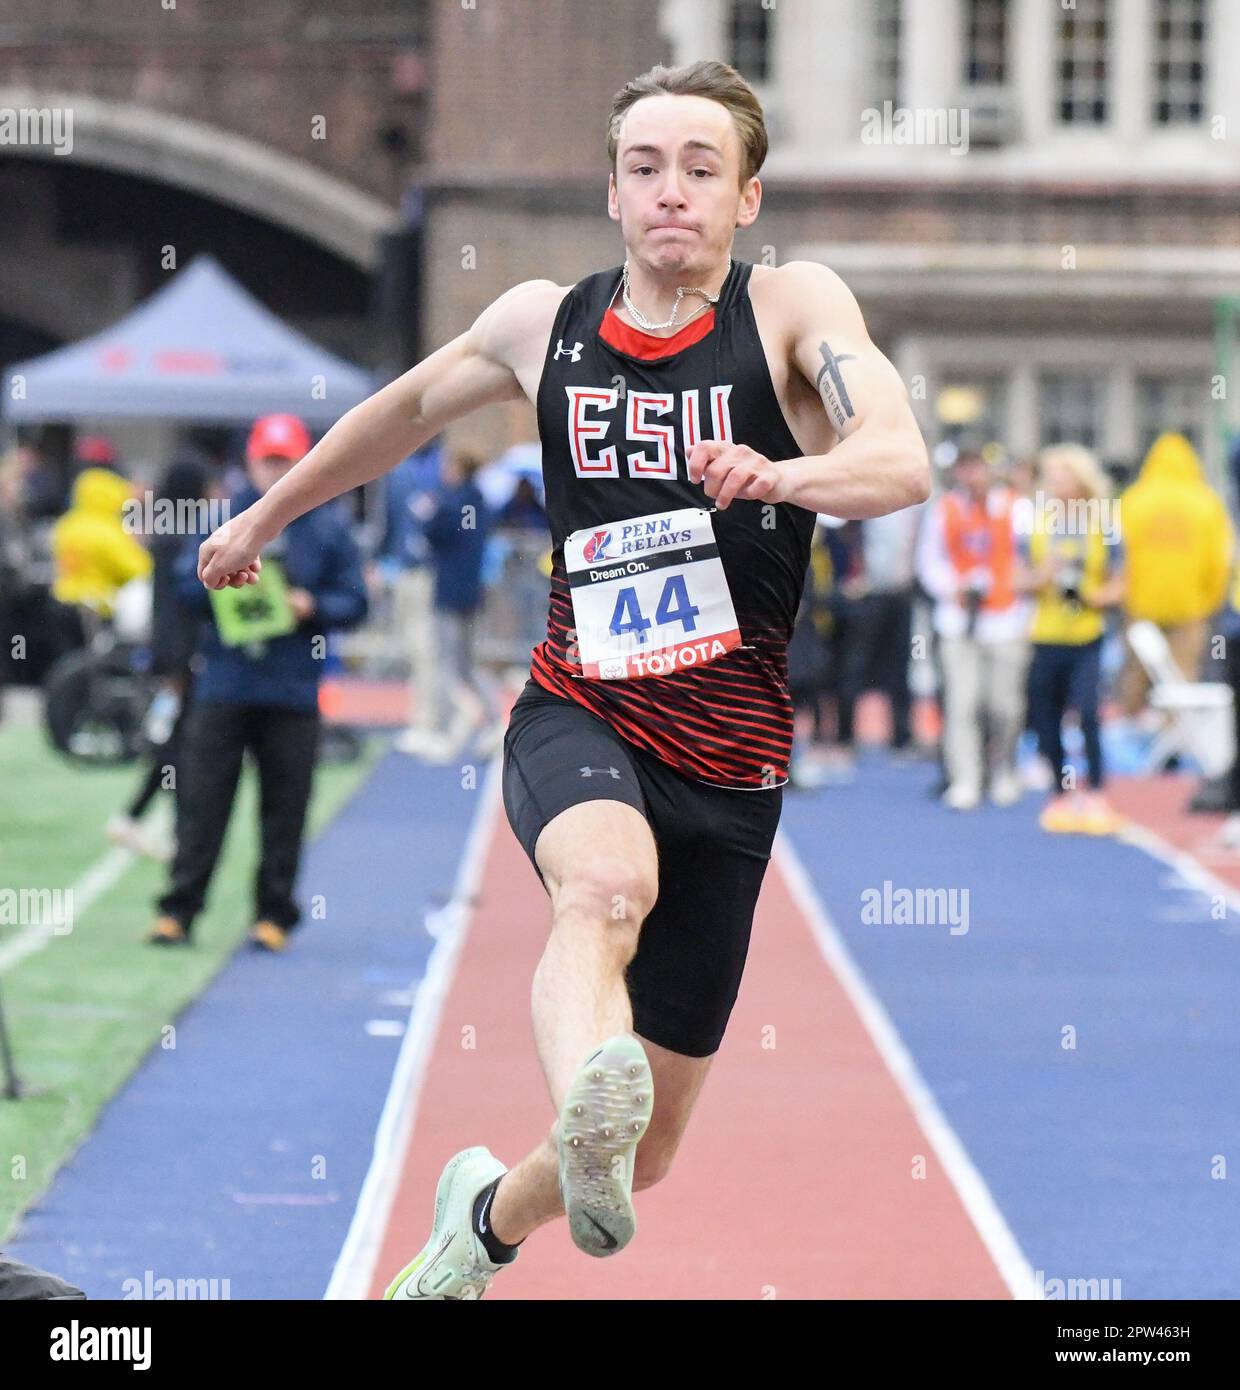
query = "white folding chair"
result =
(1125, 620, 1235, 777)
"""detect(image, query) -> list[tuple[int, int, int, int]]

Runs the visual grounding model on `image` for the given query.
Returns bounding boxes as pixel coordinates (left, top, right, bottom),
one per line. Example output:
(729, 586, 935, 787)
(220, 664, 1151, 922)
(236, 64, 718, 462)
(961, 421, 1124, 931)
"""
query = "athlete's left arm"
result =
(689, 262, 930, 518)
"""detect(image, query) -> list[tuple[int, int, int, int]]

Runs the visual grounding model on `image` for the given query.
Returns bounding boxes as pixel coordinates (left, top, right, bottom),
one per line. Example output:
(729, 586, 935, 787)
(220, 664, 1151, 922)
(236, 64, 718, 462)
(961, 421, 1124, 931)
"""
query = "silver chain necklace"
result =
(619, 257, 730, 332)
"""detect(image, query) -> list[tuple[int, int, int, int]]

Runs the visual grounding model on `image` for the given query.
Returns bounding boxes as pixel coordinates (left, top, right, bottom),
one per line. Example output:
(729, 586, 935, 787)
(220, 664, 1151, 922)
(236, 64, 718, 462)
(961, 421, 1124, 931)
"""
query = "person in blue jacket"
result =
(378, 439, 443, 750)
(399, 449, 503, 760)
(147, 414, 368, 950)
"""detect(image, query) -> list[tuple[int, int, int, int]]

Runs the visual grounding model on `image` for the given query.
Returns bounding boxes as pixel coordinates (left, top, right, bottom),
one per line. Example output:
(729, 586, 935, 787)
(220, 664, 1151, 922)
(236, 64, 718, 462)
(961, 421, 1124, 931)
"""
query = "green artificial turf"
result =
(0, 721, 381, 1242)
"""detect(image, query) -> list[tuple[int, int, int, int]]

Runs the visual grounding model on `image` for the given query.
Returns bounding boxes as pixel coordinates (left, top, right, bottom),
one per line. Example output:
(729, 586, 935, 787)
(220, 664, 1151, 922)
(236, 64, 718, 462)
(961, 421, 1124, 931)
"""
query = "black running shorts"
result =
(501, 678, 783, 1058)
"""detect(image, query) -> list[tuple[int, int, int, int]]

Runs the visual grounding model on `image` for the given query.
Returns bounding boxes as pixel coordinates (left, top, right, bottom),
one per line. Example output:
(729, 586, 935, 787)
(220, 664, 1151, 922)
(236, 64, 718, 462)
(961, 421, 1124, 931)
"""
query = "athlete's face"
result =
(608, 94, 760, 278)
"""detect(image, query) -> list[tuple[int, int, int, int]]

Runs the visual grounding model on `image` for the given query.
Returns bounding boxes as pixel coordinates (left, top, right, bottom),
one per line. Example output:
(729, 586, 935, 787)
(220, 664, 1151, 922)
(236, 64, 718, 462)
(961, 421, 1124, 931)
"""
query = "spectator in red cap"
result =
(147, 414, 367, 951)
(246, 415, 311, 465)
(74, 435, 118, 469)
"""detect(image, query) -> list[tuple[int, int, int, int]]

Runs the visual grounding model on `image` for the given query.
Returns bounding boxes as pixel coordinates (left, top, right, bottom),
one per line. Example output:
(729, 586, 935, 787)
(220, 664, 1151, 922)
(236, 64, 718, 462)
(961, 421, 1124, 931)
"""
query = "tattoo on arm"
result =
(815, 341, 857, 433)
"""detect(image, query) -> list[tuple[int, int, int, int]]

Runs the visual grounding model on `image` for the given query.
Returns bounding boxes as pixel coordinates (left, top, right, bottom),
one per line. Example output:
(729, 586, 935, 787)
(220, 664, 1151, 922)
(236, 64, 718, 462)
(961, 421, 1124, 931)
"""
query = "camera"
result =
(1055, 557, 1084, 609)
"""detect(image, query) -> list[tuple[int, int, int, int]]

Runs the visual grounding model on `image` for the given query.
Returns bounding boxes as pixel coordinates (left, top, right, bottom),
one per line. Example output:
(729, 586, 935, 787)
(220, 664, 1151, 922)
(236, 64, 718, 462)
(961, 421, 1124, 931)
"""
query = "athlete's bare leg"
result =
(486, 799, 713, 1245)
(531, 800, 658, 1103)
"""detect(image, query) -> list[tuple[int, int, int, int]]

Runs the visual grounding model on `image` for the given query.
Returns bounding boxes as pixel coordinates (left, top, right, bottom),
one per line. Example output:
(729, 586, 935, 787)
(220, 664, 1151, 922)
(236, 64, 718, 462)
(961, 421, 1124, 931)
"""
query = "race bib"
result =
(564, 506, 741, 680)
(209, 557, 297, 648)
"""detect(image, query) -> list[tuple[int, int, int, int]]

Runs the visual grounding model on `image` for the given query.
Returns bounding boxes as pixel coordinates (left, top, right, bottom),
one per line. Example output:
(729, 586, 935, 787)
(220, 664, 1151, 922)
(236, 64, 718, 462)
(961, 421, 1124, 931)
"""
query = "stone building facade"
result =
(4, 0, 1238, 472)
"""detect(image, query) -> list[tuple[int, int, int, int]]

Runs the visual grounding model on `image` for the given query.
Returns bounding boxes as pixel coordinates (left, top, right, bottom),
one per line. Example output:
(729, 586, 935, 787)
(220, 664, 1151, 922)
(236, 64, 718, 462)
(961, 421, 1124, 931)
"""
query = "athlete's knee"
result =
(551, 855, 657, 936)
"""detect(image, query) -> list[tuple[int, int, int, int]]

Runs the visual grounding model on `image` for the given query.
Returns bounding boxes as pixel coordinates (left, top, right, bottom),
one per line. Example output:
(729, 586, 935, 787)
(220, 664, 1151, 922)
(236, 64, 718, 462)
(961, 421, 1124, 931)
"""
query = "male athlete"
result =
(198, 60, 929, 1298)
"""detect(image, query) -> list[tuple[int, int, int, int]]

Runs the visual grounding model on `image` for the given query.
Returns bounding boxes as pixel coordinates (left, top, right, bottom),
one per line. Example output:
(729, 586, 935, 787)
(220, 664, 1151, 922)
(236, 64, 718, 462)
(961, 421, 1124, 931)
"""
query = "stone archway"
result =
(0, 87, 397, 271)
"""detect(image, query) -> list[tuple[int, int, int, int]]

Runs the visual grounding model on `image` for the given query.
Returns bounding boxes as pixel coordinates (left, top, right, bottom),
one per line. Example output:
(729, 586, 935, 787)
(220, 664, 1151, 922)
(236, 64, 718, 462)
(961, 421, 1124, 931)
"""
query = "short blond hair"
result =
(606, 60, 768, 189)
(1037, 443, 1111, 500)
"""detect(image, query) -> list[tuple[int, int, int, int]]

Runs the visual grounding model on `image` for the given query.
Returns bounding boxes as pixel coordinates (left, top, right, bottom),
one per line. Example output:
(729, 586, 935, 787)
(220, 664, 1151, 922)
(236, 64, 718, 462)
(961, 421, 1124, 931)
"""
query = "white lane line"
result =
(323, 758, 502, 1301)
(773, 832, 1042, 1301)
(1117, 822, 1240, 933)
(0, 846, 135, 975)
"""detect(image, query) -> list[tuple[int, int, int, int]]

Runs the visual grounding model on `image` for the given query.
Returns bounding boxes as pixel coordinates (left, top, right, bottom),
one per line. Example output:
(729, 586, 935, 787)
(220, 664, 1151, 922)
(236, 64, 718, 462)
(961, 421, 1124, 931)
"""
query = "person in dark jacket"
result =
(497, 476, 547, 531)
(1214, 433, 1240, 846)
(396, 450, 501, 761)
(106, 450, 214, 860)
(378, 440, 442, 747)
(147, 415, 368, 951)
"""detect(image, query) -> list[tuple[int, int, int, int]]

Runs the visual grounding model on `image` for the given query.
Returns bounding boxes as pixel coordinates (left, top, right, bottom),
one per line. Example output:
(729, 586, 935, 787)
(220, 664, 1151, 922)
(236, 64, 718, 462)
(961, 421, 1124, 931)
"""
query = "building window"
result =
(1040, 374, 1102, 448)
(1137, 375, 1205, 456)
(1056, 0, 1111, 125)
(727, 1, 771, 83)
(1153, 0, 1208, 125)
(964, 0, 1009, 85)
(872, 0, 902, 108)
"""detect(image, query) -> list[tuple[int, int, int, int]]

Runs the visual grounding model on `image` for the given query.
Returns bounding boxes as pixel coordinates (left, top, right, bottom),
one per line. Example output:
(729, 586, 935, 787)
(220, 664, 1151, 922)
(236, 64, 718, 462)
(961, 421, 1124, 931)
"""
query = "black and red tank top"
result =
(529, 258, 815, 790)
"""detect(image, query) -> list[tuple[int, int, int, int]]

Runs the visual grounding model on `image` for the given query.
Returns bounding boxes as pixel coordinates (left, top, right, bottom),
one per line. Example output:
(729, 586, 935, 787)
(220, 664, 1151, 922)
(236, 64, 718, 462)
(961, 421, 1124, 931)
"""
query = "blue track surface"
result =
(779, 753, 1240, 1299)
(6, 750, 479, 1299)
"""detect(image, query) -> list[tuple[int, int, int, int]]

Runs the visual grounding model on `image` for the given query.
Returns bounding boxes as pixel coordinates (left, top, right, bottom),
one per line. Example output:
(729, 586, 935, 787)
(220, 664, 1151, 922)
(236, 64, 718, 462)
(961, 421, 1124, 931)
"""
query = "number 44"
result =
(609, 574, 700, 644)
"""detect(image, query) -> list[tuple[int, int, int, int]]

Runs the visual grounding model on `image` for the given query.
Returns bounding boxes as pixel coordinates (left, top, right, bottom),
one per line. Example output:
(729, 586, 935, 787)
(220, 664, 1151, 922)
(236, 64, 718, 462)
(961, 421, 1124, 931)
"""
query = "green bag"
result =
(209, 557, 298, 648)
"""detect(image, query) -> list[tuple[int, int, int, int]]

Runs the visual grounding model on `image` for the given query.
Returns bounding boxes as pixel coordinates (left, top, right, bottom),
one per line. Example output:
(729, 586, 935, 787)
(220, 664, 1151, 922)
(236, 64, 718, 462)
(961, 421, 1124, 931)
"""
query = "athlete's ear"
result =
(607, 171, 620, 223)
(735, 176, 762, 229)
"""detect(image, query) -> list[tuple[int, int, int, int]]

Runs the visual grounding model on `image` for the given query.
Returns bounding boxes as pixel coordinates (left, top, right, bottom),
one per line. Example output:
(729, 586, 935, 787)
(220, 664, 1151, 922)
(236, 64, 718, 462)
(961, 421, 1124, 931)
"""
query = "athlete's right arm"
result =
(198, 280, 561, 589)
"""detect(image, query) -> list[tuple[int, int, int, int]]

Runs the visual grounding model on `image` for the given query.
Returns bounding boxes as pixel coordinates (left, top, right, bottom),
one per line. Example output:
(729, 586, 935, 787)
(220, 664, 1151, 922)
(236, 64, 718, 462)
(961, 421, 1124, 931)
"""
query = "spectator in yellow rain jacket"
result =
(51, 467, 151, 649)
(1118, 432, 1232, 714)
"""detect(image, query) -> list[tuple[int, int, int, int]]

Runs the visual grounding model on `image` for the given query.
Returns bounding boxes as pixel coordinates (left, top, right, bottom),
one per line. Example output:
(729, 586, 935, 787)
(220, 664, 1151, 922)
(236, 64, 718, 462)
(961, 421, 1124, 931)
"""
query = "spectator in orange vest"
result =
(916, 446, 1030, 810)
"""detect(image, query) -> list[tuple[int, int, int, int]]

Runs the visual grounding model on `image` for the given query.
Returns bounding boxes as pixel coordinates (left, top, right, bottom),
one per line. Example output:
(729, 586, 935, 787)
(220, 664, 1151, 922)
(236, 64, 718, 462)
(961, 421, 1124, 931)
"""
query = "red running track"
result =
(365, 797, 1011, 1300)
(1108, 774, 1240, 891)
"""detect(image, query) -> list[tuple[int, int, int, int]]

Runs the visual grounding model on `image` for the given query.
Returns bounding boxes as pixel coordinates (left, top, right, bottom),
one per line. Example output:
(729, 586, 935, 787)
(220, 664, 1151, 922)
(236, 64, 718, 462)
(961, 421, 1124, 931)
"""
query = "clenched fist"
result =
(198, 516, 264, 591)
(686, 439, 792, 509)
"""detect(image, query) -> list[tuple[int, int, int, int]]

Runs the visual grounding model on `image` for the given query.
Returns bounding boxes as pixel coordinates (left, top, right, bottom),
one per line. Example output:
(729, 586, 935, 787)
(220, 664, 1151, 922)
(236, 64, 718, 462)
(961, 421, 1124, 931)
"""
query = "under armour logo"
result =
(554, 339, 583, 363)
(579, 766, 620, 779)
